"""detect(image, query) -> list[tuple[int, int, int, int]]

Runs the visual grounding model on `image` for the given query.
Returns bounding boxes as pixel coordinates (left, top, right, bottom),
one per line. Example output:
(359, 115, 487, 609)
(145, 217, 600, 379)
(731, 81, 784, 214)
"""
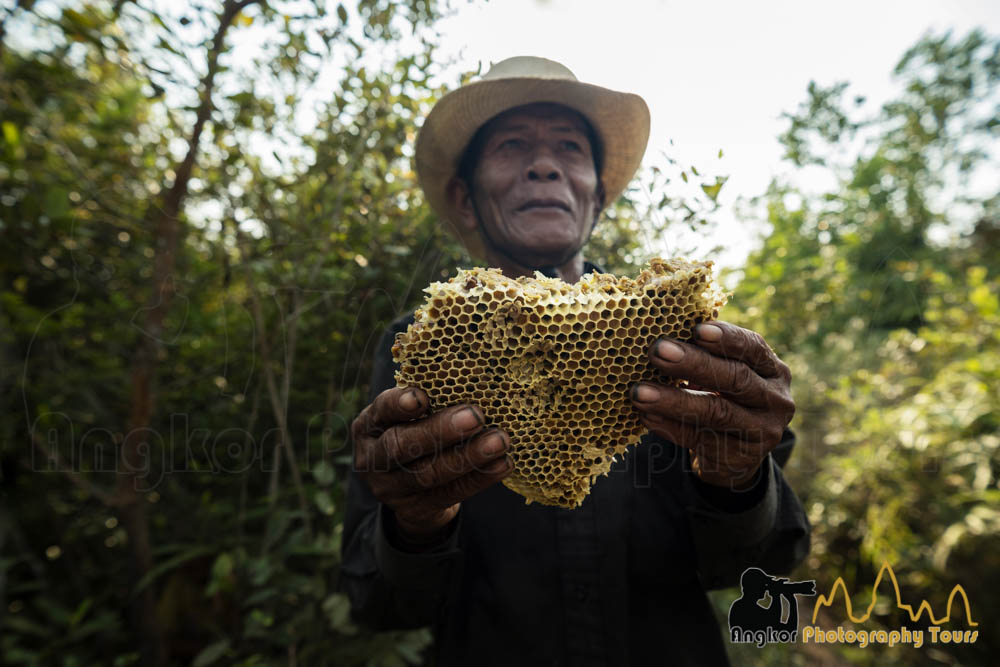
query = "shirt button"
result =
(575, 584, 588, 601)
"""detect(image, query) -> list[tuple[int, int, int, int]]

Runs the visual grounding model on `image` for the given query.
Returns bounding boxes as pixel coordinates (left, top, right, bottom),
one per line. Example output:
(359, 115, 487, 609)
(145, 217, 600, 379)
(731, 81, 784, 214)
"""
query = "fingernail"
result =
(400, 390, 420, 411)
(696, 324, 722, 342)
(481, 431, 508, 456)
(452, 407, 481, 432)
(632, 384, 660, 403)
(656, 339, 685, 362)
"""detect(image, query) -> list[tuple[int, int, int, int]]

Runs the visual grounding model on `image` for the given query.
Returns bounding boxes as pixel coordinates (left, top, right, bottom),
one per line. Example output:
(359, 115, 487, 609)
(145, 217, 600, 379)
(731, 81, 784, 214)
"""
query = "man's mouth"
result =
(517, 199, 570, 213)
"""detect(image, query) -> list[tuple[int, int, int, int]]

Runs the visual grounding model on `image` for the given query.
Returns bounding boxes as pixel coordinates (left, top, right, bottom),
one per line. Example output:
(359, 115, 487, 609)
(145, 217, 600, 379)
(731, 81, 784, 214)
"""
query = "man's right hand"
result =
(351, 387, 512, 543)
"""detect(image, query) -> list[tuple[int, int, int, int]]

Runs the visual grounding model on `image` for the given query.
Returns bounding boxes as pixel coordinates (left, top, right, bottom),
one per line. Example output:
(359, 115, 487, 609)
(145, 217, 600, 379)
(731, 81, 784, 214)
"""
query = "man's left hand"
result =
(630, 321, 795, 490)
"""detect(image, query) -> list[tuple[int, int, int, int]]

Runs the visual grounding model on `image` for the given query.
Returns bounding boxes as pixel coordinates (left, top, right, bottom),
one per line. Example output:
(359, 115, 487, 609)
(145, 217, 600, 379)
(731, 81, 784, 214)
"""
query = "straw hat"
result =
(415, 56, 651, 259)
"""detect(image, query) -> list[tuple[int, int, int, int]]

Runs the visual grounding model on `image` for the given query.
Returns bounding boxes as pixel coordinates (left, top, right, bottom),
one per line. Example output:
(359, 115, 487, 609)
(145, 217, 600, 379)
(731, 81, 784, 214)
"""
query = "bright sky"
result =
(431, 0, 1000, 269)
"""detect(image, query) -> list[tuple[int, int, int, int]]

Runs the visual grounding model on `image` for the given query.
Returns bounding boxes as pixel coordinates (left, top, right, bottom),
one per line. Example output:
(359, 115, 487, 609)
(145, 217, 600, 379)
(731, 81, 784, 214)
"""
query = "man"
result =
(341, 57, 810, 666)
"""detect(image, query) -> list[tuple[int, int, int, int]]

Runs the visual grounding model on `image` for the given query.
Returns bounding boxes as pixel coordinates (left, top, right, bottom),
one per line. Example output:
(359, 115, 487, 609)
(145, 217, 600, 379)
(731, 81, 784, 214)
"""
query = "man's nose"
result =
(525, 147, 562, 181)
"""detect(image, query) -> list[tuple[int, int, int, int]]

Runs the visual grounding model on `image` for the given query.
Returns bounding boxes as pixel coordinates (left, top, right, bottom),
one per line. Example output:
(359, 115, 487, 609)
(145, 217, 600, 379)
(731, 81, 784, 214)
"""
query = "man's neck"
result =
(481, 250, 586, 284)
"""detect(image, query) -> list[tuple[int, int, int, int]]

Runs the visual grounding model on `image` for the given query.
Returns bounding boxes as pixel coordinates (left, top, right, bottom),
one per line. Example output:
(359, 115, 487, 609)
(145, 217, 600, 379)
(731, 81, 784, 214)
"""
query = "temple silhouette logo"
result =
(802, 561, 979, 648)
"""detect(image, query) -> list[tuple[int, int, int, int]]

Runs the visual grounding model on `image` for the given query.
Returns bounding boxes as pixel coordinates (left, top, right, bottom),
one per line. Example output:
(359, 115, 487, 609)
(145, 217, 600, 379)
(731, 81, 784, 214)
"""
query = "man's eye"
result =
(499, 138, 524, 150)
(560, 140, 582, 152)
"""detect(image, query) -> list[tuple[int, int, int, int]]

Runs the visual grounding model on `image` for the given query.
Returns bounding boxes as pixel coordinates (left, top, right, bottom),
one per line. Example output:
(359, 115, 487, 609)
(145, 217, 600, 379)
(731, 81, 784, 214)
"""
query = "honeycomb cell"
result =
(392, 258, 727, 508)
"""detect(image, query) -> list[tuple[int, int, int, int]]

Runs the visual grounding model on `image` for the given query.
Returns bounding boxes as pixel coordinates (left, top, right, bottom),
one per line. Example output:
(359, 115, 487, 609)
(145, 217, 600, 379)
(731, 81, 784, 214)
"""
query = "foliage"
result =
(1, 1, 453, 665)
(737, 30, 999, 353)
(722, 29, 999, 666)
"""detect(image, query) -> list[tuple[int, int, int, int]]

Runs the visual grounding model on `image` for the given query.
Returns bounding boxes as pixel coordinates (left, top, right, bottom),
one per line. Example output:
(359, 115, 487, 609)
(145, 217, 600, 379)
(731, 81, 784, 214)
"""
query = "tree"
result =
(736, 30, 999, 353)
(725, 30, 999, 666)
(1, 1, 453, 664)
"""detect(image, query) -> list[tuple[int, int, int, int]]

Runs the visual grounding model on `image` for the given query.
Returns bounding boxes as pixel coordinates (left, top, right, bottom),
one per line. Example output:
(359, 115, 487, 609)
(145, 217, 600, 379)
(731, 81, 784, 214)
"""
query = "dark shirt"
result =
(340, 267, 811, 666)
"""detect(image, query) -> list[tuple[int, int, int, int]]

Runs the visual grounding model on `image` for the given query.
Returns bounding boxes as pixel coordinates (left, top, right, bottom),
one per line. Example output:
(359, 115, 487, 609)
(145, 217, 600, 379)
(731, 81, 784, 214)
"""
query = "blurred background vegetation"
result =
(0, 1, 996, 665)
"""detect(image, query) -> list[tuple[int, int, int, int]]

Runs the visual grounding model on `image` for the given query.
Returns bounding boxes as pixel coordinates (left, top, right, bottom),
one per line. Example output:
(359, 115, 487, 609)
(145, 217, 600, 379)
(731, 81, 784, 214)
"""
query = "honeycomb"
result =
(391, 258, 728, 508)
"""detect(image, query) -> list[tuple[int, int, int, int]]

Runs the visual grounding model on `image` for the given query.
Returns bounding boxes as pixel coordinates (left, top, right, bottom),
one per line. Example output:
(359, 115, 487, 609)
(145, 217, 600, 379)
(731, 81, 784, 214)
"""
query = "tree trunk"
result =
(117, 2, 259, 664)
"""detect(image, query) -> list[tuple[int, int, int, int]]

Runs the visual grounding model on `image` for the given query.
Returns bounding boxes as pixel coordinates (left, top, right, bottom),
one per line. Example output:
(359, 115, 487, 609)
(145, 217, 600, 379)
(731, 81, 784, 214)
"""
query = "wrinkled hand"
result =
(630, 321, 794, 490)
(352, 387, 512, 541)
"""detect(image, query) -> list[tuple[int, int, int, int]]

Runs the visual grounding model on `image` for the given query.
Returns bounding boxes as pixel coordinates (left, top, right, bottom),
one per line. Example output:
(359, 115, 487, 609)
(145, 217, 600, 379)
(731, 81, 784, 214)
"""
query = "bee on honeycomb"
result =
(392, 258, 728, 508)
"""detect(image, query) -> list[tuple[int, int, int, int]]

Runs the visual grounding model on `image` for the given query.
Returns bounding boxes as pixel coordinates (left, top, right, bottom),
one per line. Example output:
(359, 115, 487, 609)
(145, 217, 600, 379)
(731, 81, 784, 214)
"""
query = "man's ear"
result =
(446, 177, 478, 232)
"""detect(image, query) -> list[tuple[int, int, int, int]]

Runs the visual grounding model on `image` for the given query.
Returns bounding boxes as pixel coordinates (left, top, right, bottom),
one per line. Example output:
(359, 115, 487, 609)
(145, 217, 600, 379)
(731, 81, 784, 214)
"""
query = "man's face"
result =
(453, 103, 603, 267)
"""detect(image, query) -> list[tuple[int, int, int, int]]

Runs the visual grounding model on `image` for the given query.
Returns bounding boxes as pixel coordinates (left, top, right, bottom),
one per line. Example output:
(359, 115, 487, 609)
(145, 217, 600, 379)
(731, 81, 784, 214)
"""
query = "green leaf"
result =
(312, 460, 335, 486)
(64, 612, 121, 642)
(701, 182, 722, 201)
(337, 3, 348, 23)
(2, 121, 19, 148)
(113, 653, 140, 667)
(970, 283, 997, 315)
(248, 608, 274, 629)
(68, 597, 93, 629)
(132, 546, 215, 596)
(192, 639, 231, 667)
(396, 641, 424, 664)
(44, 187, 70, 219)
(3, 647, 39, 664)
(243, 587, 278, 607)
(263, 510, 293, 551)
(35, 597, 73, 626)
(206, 552, 235, 596)
(394, 629, 433, 664)
(212, 552, 234, 578)
(62, 8, 98, 31)
(314, 490, 335, 516)
(323, 592, 353, 631)
(3, 614, 51, 637)
(700, 176, 728, 202)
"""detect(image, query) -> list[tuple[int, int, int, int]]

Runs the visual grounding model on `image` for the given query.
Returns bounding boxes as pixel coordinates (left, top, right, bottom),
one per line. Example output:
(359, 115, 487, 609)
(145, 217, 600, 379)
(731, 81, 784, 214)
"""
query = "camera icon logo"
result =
(728, 567, 817, 647)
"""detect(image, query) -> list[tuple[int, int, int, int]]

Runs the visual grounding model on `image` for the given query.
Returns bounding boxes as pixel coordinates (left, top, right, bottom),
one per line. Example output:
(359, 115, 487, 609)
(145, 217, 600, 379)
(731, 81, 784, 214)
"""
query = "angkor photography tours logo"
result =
(728, 562, 981, 652)
(728, 567, 817, 647)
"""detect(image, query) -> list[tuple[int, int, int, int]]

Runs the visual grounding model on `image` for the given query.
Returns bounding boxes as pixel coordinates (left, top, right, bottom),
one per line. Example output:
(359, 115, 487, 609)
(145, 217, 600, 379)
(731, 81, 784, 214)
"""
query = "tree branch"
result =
(117, 2, 263, 664)
(237, 380, 262, 545)
(246, 282, 313, 538)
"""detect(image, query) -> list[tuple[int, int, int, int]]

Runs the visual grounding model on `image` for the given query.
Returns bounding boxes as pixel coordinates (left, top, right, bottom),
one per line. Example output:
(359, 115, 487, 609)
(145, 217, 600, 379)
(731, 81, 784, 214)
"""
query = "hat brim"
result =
(415, 77, 651, 259)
